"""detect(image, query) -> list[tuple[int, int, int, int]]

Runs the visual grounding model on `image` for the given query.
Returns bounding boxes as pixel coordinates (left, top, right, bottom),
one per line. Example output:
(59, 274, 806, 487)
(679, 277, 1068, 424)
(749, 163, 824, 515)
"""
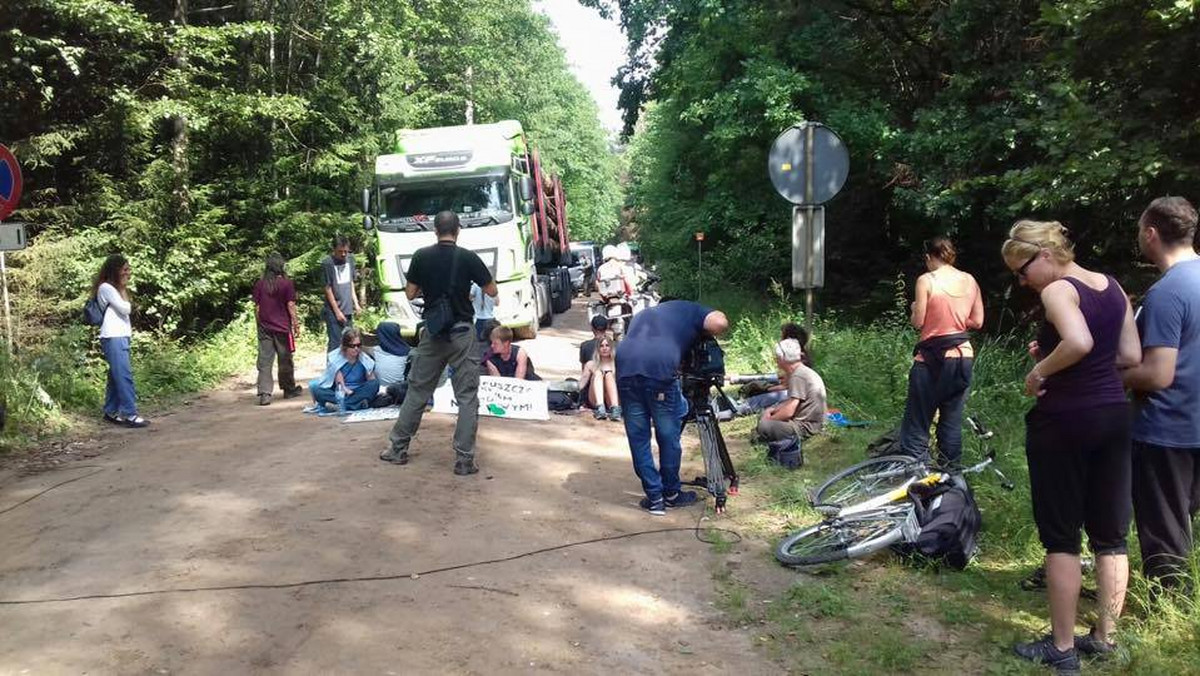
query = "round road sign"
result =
(768, 122, 849, 206)
(0, 145, 22, 221)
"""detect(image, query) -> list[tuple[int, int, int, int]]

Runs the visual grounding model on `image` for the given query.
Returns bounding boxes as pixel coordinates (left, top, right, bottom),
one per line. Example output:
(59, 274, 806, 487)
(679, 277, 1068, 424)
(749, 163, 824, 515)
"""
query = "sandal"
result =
(103, 412, 122, 425)
(122, 415, 150, 428)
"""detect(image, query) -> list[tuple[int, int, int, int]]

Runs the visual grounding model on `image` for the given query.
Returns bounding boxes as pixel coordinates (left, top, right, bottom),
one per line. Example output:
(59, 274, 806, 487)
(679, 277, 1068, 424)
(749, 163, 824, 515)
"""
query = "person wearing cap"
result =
(755, 338, 827, 443)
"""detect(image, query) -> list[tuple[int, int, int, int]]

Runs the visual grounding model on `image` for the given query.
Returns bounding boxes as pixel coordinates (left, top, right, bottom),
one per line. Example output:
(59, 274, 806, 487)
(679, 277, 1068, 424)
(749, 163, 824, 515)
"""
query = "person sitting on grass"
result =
(735, 323, 815, 415)
(585, 335, 621, 421)
(485, 326, 539, 380)
(308, 328, 380, 411)
(755, 338, 826, 442)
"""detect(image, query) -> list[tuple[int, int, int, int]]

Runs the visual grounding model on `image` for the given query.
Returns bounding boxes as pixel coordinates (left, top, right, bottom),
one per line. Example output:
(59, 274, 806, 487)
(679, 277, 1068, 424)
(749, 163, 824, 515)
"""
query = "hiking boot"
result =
(593, 407, 607, 420)
(283, 385, 303, 399)
(665, 490, 698, 508)
(1074, 628, 1117, 658)
(1013, 636, 1081, 675)
(453, 460, 479, 476)
(379, 447, 409, 465)
(258, 393, 272, 406)
(638, 496, 667, 516)
(608, 405, 622, 422)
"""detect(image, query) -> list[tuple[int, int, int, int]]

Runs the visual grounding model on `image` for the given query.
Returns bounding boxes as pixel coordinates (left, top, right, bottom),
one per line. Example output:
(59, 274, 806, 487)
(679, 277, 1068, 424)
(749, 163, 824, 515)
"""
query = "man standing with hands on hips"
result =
(381, 211, 497, 475)
(321, 234, 361, 354)
(616, 300, 729, 515)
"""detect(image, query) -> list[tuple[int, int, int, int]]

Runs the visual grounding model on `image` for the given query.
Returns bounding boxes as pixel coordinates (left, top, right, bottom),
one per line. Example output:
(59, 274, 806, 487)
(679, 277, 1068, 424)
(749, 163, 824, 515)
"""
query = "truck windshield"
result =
(379, 175, 513, 230)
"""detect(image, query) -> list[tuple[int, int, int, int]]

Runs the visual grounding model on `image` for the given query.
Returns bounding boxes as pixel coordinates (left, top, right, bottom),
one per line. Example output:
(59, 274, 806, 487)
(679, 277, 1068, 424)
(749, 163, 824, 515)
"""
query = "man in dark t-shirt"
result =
(321, 234, 360, 354)
(381, 211, 497, 476)
(615, 300, 729, 515)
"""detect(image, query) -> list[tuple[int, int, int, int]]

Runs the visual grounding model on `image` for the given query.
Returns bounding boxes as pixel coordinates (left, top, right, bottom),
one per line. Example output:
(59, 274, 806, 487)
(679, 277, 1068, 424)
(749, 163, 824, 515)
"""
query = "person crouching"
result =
(755, 338, 827, 443)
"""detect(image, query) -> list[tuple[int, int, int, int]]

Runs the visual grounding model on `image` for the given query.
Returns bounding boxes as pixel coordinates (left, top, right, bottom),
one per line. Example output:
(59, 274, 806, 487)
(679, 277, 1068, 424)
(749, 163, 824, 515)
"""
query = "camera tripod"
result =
(681, 375, 740, 513)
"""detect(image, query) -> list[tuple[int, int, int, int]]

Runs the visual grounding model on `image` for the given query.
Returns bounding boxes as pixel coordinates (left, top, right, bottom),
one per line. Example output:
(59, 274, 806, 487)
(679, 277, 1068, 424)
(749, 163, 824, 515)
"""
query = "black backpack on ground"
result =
(894, 474, 982, 570)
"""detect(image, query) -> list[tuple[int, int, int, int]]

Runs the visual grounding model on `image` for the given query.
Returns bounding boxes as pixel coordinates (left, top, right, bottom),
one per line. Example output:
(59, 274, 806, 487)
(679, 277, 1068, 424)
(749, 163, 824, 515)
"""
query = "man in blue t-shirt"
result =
(1123, 196, 1200, 588)
(615, 300, 729, 515)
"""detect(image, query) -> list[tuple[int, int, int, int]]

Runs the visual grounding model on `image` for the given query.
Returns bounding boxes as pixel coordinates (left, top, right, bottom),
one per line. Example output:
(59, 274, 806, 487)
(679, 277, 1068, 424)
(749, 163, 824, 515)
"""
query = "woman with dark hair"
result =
(307, 328, 380, 412)
(252, 252, 302, 406)
(1003, 221, 1140, 672)
(92, 254, 148, 427)
(899, 236, 984, 466)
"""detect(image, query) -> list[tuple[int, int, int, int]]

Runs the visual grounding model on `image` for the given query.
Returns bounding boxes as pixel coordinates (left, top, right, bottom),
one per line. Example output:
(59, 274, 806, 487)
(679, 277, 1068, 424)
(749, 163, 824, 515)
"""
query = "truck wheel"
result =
(536, 276, 553, 327)
(553, 268, 572, 313)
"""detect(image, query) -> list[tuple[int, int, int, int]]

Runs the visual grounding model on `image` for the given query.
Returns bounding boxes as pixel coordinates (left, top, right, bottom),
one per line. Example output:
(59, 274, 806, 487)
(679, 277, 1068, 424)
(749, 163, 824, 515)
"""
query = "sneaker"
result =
(379, 448, 409, 465)
(665, 490, 698, 508)
(258, 393, 272, 406)
(302, 403, 324, 414)
(122, 415, 150, 429)
(638, 496, 667, 516)
(1074, 628, 1116, 657)
(608, 406, 622, 422)
(453, 460, 479, 476)
(102, 412, 122, 425)
(1013, 636, 1081, 675)
(593, 407, 607, 420)
(283, 386, 303, 399)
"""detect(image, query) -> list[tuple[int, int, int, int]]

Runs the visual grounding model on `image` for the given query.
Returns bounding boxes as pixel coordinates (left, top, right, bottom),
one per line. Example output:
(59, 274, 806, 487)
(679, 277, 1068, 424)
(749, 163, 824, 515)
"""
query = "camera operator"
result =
(615, 300, 729, 516)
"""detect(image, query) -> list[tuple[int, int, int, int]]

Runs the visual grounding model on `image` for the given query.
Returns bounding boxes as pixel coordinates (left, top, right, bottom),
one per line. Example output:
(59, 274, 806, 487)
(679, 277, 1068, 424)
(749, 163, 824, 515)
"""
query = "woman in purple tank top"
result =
(1002, 221, 1142, 671)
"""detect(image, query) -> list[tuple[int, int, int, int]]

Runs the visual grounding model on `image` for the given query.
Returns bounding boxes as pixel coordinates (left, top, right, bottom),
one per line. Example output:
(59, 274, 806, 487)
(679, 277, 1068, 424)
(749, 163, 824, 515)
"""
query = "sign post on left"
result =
(0, 144, 25, 350)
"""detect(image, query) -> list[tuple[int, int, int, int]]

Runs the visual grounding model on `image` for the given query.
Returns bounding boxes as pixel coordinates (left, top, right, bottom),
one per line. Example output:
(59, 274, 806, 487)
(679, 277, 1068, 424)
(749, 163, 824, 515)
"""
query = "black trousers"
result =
(1132, 442, 1200, 585)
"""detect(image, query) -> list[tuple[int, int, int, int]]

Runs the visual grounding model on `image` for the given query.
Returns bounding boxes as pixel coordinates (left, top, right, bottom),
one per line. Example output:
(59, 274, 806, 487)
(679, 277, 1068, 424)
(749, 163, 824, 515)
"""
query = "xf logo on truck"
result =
(407, 151, 473, 168)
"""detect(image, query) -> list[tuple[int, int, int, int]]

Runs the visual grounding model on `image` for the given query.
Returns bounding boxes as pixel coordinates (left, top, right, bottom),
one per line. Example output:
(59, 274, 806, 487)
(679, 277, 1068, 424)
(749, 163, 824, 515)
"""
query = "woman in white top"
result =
(93, 254, 148, 428)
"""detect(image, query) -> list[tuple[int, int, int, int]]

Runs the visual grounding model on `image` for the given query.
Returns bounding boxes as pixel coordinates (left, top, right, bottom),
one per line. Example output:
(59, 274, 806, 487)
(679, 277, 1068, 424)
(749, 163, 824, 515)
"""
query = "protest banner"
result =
(432, 376, 549, 421)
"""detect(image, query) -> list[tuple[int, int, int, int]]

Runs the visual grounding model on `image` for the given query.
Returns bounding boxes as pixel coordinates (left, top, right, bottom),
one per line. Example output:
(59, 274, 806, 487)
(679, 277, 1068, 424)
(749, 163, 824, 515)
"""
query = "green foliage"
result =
(603, 0, 1200, 316)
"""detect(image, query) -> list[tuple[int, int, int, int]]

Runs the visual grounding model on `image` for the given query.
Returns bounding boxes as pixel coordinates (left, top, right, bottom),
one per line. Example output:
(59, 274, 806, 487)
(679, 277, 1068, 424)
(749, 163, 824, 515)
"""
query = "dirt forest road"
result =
(0, 300, 788, 675)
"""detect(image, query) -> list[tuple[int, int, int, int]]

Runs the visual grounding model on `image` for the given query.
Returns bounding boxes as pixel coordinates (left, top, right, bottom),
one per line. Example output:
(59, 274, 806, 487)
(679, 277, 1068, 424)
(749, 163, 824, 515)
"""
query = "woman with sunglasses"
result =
(899, 237, 984, 466)
(1002, 220, 1141, 673)
(308, 328, 380, 412)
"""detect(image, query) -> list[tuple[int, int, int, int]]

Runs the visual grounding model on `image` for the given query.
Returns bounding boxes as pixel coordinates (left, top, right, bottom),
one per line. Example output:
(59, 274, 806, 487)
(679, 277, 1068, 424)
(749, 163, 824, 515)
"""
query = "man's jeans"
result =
(322, 307, 353, 354)
(388, 324, 480, 462)
(101, 336, 138, 417)
(618, 375, 688, 501)
(899, 358, 973, 465)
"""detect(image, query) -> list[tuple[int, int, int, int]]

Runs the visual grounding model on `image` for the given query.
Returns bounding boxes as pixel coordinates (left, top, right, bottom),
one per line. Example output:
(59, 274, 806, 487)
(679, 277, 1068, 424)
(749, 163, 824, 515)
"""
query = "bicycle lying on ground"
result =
(774, 416, 1013, 566)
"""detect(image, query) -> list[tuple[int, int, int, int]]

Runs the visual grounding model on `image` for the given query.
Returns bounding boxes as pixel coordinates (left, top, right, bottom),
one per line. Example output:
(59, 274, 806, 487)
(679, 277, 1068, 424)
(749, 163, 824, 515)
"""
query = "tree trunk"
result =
(171, 0, 190, 226)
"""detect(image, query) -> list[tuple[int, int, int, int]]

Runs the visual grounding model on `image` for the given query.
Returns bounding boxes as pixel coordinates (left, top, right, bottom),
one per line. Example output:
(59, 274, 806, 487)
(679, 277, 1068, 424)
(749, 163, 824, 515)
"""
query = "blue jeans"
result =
(899, 358, 973, 466)
(322, 307, 353, 354)
(311, 379, 380, 410)
(618, 375, 688, 501)
(101, 336, 138, 417)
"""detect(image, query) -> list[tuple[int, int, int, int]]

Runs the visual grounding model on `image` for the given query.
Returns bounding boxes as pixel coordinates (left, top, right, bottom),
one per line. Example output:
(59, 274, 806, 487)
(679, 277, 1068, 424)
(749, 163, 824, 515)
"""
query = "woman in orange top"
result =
(900, 237, 985, 466)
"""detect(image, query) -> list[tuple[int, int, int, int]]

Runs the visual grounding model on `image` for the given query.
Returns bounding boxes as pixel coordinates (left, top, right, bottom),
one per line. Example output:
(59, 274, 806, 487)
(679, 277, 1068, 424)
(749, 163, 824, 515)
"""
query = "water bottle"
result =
(336, 385, 347, 414)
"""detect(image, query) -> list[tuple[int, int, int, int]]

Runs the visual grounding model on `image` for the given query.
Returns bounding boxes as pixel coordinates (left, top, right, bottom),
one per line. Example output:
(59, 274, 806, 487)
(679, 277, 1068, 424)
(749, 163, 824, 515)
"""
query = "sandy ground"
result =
(0, 300, 788, 675)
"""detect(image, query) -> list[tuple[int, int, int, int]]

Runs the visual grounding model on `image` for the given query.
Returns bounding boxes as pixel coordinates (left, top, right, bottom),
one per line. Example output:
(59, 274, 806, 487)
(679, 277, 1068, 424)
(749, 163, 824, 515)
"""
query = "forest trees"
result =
(0, 0, 620, 335)
(591, 0, 1200, 311)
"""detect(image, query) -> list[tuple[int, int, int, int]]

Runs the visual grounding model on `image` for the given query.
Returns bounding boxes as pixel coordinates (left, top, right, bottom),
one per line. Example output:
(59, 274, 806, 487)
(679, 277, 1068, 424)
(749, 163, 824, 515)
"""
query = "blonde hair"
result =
(1002, 220, 1075, 265)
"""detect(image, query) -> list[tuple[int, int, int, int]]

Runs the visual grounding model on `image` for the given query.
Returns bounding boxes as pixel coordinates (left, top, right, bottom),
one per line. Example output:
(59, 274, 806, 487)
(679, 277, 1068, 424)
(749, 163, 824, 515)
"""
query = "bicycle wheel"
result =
(774, 508, 912, 566)
(812, 454, 926, 507)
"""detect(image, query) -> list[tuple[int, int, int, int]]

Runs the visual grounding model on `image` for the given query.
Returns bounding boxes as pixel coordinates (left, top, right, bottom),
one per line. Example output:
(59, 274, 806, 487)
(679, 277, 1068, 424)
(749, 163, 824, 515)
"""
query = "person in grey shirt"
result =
(321, 234, 361, 353)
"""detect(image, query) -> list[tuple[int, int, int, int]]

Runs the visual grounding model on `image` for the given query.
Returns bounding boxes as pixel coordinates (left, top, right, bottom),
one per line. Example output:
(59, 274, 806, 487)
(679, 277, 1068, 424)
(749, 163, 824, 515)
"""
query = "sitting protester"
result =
(586, 335, 621, 421)
(737, 323, 815, 415)
(373, 321, 412, 406)
(485, 326, 540, 380)
(309, 328, 380, 411)
(755, 338, 827, 442)
(579, 314, 610, 406)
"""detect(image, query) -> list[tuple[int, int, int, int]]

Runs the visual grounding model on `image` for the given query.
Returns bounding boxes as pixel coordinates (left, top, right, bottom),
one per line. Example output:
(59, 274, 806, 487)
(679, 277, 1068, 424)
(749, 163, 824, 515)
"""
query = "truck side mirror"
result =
(519, 176, 533, 202)
(361, 187, 371, 214)
(522, 202, 534, 216)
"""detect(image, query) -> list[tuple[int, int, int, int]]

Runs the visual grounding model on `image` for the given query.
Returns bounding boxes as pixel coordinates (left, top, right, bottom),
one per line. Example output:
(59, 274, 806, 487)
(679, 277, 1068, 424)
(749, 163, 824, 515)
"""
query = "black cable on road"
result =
(0, 513, 743, 606)
(0, 468, 104, 517)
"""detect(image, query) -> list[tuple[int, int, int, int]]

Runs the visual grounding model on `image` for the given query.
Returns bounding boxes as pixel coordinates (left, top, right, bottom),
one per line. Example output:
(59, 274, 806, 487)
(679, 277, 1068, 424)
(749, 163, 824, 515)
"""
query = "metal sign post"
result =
(768, 122, 849, 331)
(695, 231, 705, 302)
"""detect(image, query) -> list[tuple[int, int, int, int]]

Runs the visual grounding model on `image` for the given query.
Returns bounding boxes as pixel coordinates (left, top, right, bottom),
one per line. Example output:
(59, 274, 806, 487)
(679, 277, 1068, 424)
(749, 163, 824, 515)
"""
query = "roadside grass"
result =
(698, 298, 1200, 674)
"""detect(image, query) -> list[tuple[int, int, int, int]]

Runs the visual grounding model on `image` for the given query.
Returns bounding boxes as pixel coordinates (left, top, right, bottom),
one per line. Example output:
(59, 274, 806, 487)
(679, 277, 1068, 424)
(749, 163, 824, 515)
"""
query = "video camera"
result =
(680, 335, 726, 391)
